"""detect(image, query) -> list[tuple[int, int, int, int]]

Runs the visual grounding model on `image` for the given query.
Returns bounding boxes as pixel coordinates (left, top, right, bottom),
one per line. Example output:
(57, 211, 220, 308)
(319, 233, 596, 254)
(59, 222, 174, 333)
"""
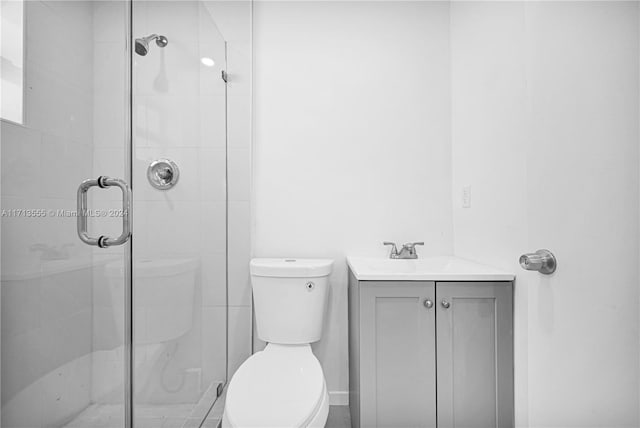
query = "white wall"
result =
(252, 1, 452, 399)
(452, 2, 639, 426)
(450, 2, 530, 423)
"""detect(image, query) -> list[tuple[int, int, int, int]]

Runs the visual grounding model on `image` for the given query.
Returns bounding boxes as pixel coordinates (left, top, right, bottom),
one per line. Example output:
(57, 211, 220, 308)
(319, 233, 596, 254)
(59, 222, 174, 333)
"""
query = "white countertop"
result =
(347, 256, 515, 281)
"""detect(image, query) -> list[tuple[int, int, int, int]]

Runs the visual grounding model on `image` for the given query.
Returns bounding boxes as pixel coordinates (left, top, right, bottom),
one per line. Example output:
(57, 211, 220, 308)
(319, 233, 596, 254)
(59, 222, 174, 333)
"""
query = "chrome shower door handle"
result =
(77, 176, 132, 248)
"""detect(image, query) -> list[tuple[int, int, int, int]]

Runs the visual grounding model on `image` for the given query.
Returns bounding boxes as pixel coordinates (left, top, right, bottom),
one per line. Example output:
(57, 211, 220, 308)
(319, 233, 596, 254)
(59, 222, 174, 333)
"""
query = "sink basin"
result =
(347, 256, 515, 281)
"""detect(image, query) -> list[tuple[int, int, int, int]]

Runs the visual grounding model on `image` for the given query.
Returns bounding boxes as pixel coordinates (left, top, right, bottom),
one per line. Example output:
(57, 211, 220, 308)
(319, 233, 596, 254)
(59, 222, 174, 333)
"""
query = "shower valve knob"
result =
(147, 159, 179, 190)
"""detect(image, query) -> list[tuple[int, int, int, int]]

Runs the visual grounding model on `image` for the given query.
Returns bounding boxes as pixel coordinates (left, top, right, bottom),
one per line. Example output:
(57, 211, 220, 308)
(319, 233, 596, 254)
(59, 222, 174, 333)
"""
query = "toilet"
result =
(223, 258, 334, 428)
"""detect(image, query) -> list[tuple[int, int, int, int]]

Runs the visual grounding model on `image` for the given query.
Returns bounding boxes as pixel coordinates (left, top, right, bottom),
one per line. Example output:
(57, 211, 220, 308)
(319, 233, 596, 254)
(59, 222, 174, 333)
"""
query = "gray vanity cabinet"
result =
(348, 272, 514, 428)
(351, 277, 437, 428)
(436, 282, 514, 428)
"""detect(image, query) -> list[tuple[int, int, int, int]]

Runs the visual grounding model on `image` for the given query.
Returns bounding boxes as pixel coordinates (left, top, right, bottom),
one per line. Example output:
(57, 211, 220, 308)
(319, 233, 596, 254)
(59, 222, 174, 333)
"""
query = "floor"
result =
(326, 406, 352, 428)
(63, 403, 198, 428)
(64, 403, 351, 428)
(201, 402, 352, 428)
(63, 381, 222, 428)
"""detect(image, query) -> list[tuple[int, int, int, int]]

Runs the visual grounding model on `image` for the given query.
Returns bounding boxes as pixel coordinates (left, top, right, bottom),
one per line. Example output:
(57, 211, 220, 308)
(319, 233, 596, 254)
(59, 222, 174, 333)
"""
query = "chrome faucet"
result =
(383, 241, 424, 259)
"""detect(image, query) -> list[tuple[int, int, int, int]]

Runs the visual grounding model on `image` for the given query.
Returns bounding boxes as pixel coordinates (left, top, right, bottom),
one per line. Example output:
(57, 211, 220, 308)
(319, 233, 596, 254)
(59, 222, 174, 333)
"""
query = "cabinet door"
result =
(360, 282, 436, 428)
(436, 282, 514, 428)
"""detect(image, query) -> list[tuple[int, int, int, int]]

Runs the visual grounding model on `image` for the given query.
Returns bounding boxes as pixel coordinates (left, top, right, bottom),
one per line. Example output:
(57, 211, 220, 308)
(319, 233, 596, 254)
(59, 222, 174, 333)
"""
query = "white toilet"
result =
(223, 258, 334, 428)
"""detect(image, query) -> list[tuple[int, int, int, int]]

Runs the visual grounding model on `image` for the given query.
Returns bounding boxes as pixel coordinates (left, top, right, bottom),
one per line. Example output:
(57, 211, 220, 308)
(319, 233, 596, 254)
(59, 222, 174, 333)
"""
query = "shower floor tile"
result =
(63, 403, 196, 428)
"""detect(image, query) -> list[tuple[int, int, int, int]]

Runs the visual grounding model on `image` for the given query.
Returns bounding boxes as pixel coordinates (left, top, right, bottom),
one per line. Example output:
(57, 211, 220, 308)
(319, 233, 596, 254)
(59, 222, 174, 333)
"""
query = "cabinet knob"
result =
(423, 299, 433, 309)
(441, 299, 450, 309)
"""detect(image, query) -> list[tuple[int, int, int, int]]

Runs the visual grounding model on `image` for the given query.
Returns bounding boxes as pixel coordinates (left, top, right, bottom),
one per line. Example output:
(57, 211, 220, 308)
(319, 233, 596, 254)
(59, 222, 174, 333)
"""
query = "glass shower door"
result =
(131, 1, 228, 426)
(1, 1, 133, 427)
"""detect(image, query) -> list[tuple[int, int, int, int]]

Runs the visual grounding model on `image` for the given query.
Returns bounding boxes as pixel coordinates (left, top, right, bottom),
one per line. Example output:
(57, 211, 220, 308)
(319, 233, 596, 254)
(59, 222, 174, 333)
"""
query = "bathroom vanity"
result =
(347, 257, 515, 428)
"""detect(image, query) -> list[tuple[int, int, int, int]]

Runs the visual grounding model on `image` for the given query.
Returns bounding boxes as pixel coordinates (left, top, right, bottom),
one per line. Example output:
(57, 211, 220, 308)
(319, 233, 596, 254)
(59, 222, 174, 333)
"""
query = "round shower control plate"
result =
(147, 159, 179, 190)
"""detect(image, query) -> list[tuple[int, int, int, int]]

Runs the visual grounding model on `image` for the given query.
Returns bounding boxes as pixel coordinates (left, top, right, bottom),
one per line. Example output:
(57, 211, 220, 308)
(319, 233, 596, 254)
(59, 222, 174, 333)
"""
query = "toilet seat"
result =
(224, 343, 327, 427)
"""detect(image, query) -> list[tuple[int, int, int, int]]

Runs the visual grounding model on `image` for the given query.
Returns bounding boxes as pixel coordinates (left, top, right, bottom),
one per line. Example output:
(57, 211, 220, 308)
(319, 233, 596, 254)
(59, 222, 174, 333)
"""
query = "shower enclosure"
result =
(1, 1, 229, 427)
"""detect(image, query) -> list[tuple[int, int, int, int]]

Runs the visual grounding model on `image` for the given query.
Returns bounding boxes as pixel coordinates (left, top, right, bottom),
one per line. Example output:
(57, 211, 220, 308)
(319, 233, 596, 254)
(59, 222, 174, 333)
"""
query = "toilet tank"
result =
(251, 258, 333, 344)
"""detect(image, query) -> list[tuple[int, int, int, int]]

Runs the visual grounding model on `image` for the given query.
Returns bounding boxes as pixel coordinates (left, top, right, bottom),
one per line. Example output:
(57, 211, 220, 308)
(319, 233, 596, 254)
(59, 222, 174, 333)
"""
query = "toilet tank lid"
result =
(250, 258, 334, 278)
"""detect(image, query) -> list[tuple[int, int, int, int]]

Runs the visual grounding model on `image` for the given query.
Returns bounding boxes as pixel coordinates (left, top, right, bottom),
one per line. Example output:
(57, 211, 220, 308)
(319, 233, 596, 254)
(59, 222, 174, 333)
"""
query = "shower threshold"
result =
(62, 381, 223, 428)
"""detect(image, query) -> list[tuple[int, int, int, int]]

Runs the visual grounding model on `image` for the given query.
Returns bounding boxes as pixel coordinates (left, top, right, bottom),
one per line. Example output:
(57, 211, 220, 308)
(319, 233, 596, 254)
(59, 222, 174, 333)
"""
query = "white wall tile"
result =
(226, 41, 250, 95)
(201, 307, 227, 384)
(200, 201, 227, 255)
(0, 196, 43, 277)
(1, 122, 41, 198)
(94, 42, 126, 96)
(201, 252, 227, 307)
(93, 1, 127, 43)
(199, 97, 227, 150)
(144, 96, 201, 148)
(228, 201, 250, 306)
(227, 94, 250, 149)
(93, 88, 129, 149)
(227, 265, 251, 307)
(227, 306, 252, 378)
(93, 148, 127, 182)
(1, 278, 41, 339)
(199, 148, 226, 200)
(147, 1, 200, 43)
(138, 200, 201, 256)
(227, 149, 250, 202)
(40, 135, 92, 200)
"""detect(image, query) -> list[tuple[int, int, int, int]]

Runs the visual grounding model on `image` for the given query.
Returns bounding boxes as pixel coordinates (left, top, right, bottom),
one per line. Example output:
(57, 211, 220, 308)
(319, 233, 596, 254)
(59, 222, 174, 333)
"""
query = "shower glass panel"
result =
(132, 1, 227, 426)
(1, 1, 130, 427)
(1, 1, 227, 427)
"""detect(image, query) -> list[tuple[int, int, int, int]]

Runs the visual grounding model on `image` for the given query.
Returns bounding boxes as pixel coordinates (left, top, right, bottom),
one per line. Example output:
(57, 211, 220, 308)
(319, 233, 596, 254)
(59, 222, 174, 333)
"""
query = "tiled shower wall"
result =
(1, 1, 98, 426)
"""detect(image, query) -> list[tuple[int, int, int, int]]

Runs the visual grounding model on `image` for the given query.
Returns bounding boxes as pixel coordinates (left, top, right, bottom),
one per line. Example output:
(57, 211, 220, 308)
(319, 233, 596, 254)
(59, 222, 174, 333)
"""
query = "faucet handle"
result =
(402, 242, 424, 256)
(403, 242, 424, 249)
(383, 242, 398, 257)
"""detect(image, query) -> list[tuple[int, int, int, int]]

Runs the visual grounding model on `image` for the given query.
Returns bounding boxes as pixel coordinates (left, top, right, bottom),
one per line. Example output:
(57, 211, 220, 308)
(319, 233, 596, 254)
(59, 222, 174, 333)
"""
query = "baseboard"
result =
(329, 391, 349, 406)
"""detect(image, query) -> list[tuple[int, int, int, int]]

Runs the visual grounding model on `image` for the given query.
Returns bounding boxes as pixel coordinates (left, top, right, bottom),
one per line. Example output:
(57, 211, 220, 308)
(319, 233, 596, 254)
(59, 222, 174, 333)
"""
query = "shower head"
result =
(135, 34, 168, 56)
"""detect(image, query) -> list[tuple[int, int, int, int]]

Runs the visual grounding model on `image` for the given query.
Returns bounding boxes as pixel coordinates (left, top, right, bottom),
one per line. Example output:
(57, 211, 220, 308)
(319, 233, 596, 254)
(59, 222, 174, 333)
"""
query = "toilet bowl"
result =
(223, 258, 334, 428)
(223, 344, 329, 427)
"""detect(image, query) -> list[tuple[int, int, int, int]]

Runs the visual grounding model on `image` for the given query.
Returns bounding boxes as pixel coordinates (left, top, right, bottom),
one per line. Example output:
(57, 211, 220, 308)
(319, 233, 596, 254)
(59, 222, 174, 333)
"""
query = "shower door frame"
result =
(125, 1, 134, 426)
